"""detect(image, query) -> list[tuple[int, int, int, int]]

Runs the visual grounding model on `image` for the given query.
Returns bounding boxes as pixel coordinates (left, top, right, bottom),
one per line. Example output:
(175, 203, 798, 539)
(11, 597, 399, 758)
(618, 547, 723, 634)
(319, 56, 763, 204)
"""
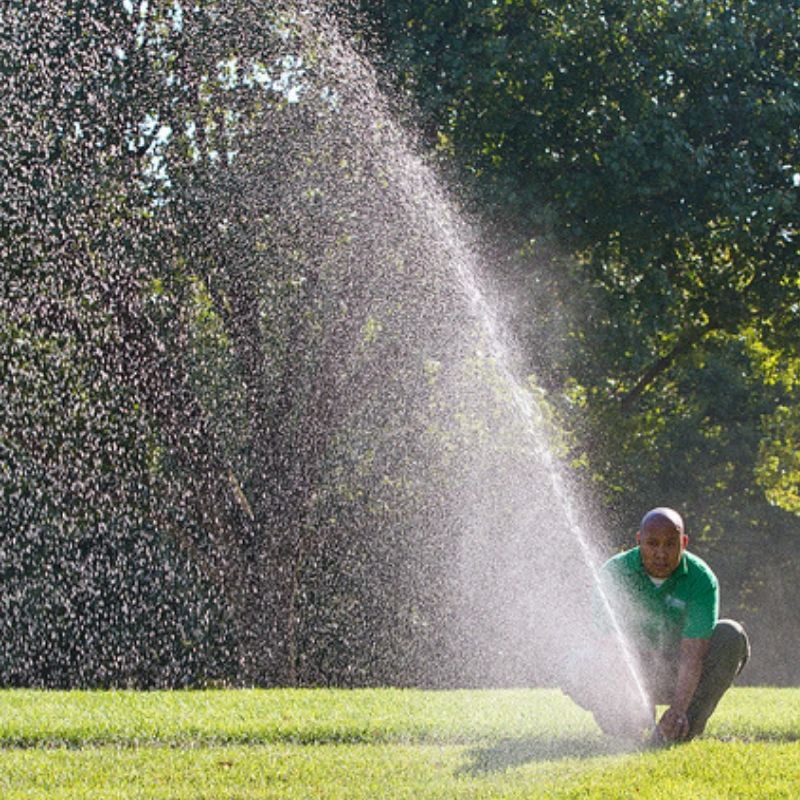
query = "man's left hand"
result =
(658, 707, 689, 741)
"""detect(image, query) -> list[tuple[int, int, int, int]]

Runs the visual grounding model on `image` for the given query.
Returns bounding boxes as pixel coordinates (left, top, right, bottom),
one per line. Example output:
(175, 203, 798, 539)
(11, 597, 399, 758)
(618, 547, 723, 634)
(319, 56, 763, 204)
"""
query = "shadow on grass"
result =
(456, 735, 642, 776)
(458, 730, 800, 775)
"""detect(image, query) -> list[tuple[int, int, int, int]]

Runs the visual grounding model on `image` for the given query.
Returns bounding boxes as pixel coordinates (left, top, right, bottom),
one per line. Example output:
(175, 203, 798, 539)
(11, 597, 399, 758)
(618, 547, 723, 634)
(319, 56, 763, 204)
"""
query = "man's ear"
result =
(635, 530, 642, 545)
(681, 533, 689, 549)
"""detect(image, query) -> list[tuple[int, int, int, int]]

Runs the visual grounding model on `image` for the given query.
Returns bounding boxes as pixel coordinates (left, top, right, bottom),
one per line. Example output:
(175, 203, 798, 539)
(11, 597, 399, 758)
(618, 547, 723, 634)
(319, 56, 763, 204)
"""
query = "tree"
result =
(362, 0, 799, 400)
(357, 0, 800, 681)
(3, 0, 526, 687)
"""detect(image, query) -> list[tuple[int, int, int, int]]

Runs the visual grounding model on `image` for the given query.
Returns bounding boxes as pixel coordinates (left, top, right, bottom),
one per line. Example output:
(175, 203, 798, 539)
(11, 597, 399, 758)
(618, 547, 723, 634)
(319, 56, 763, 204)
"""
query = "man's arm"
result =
(658, 637, 710, 740)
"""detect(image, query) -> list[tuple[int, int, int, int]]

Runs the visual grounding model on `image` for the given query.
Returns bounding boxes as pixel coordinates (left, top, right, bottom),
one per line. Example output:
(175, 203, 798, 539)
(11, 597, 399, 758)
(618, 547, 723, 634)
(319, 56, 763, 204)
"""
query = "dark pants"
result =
(684, 619, 750, 737)
(564, 619, 750, 740)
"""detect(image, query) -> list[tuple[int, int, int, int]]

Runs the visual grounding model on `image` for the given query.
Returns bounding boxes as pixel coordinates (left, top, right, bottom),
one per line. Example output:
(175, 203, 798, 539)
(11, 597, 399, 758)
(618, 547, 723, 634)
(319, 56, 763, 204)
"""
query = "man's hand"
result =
(657, 706, 690, 741)
(657, 637, 711, 742)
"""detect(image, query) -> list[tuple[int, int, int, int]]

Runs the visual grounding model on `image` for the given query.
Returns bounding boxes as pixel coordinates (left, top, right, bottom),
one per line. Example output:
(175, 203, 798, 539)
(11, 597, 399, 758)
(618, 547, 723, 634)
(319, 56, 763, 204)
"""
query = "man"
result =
(564, 507, 750, 743)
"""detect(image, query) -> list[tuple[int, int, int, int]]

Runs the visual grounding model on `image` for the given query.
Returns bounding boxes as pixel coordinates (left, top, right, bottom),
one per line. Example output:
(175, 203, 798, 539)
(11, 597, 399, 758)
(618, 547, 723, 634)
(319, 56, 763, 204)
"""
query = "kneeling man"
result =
(564, 507, 750, 743)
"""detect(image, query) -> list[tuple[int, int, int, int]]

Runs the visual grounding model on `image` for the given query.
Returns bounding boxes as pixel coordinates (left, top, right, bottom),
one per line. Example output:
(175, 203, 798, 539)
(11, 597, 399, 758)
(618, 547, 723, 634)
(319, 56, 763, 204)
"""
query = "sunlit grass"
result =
(0, 688, 798, 799)
(0, 688, 595, 747)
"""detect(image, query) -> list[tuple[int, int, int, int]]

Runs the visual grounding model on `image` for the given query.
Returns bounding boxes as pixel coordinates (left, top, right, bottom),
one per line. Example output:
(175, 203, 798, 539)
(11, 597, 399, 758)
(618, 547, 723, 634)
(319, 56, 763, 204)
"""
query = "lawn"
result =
(0, 687, 798, 798)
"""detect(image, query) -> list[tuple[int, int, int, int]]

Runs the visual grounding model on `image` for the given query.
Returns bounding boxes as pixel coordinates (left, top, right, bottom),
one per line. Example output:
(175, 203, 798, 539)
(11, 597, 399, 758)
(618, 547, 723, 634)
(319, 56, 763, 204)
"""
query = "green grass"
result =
(0, 688, 798, 798)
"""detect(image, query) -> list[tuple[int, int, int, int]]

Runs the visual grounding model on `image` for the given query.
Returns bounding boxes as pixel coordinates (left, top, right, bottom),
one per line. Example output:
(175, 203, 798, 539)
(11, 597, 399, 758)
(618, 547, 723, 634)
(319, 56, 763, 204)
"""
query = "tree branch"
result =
(617, 324, 710, 413)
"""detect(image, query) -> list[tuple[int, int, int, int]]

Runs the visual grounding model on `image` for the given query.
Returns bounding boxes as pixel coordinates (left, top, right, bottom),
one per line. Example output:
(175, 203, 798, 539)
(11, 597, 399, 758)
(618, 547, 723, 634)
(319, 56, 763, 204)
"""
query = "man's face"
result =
(636, 521, 688, 579)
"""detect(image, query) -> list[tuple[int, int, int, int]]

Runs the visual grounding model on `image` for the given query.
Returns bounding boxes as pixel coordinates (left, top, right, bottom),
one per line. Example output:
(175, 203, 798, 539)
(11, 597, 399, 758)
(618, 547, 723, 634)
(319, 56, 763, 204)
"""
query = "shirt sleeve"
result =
(682, 573, 719, 639)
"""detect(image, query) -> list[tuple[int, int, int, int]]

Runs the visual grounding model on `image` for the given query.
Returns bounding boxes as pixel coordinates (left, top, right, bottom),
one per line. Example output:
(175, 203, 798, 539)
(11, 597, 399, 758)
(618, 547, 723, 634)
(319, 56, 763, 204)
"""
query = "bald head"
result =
(640, 507, 684, 536)
(637, 507, 687, 579)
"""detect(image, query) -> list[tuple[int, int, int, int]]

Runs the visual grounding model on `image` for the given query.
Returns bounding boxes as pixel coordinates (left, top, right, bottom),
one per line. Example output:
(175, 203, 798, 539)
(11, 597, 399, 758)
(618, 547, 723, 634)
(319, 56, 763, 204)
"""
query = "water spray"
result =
(447, 236, 653, 723)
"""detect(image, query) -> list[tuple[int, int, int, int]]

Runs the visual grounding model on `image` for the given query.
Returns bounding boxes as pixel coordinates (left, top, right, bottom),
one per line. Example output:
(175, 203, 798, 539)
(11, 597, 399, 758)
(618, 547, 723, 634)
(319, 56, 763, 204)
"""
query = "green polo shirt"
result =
(595, 547, 719, 651)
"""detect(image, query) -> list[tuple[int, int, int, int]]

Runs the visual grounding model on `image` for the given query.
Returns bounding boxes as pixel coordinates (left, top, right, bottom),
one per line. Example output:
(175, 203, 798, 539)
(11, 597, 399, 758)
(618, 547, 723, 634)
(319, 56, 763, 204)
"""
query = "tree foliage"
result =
(4, 0, 800, 686)
(365, 0, 799, 384)
(5, 0, 560, 688)
(360, 0, 800, 682)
